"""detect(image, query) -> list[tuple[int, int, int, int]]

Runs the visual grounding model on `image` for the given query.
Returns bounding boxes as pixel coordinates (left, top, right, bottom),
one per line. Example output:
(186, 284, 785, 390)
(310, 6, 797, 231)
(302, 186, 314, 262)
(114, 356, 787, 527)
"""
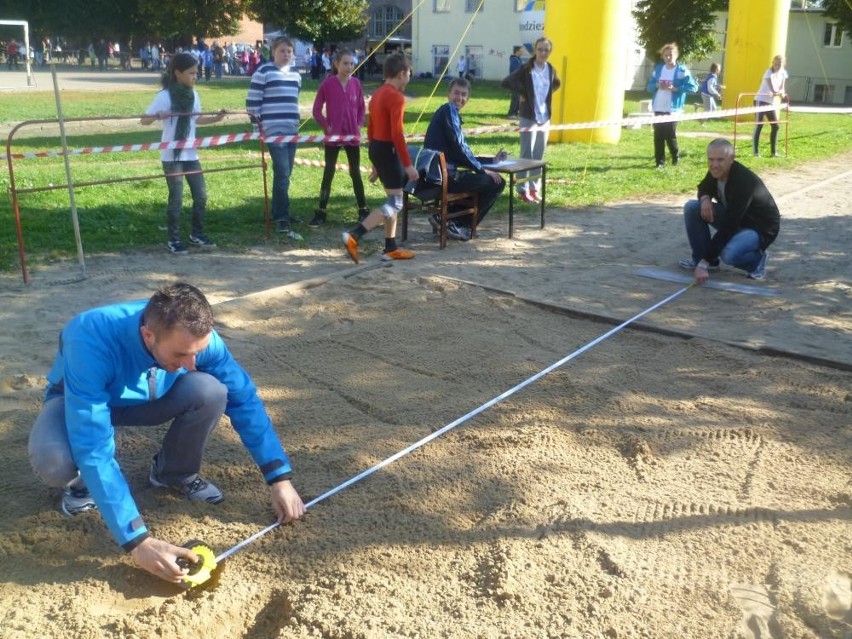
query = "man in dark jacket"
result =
(679, 138, 780, 283)
(423, 78, 506, 241)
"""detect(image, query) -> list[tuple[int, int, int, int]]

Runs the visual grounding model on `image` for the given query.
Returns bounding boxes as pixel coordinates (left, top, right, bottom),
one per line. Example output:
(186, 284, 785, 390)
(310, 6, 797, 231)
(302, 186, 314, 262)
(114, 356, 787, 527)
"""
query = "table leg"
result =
(540, 164, 546, 229)
(508, 173, 515, 238)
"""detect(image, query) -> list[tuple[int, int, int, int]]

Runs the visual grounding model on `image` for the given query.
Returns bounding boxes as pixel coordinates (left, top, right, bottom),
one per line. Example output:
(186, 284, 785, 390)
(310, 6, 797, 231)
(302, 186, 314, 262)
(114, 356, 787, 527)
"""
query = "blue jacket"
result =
(45, 300, 293, 550)
(423, 102, 483, 173)
(646, 62, 698, 112)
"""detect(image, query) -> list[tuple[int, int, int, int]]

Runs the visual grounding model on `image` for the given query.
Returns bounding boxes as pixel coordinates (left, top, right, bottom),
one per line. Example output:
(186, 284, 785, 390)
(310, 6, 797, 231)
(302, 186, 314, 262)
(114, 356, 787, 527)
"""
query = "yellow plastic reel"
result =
(177, 540, 217, 589)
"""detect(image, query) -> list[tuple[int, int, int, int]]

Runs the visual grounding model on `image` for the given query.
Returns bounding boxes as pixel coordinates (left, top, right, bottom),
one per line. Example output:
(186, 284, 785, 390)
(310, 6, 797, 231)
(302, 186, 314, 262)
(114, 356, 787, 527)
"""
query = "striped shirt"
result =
(246, 62, 302, 138)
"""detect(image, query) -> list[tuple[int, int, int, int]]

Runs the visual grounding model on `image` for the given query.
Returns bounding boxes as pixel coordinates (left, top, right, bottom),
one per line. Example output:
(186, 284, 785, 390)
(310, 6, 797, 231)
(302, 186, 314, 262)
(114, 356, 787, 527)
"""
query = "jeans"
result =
(268, 142, 298, 223)
(683, 199, 763, 272)
(163, 160, 207, 241)
(518, 117, 549, 193)
(28, 372, 227, 487)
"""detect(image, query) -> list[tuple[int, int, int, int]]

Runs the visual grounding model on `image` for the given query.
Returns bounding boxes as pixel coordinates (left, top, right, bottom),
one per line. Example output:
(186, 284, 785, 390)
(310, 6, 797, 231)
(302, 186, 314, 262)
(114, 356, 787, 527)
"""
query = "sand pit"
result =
(0, 153, 850, 638)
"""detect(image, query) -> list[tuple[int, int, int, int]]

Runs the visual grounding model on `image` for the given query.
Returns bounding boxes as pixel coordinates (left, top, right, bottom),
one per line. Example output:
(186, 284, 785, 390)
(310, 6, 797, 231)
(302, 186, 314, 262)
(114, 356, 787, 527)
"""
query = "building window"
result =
(432, 45, 449, 76)
(433, 0, 450, 12)
(466, 0, 483, 12)
(824, 23, 843, 48)
(814, 84, 834, 103)
(372, 5, 404, 38)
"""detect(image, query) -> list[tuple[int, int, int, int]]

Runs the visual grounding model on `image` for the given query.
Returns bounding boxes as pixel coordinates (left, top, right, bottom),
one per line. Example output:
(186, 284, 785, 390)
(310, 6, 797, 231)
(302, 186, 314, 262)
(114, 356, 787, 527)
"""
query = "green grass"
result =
(3, 79, 852, 271)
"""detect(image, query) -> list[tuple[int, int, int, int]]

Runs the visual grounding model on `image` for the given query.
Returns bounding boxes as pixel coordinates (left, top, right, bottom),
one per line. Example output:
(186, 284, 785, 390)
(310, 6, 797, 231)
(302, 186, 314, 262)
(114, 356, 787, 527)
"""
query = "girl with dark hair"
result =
(141, 52, 224, 254)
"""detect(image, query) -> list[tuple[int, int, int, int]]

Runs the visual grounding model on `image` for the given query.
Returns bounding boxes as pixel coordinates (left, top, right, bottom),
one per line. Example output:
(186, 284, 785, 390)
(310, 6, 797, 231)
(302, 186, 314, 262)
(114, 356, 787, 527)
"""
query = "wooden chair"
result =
(401, 151, 479, 249)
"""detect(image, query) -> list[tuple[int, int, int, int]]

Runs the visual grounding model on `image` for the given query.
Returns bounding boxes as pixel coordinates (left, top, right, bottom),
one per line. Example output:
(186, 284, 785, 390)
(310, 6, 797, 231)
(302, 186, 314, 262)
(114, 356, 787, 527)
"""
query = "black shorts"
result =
(368, 140, 406, 190)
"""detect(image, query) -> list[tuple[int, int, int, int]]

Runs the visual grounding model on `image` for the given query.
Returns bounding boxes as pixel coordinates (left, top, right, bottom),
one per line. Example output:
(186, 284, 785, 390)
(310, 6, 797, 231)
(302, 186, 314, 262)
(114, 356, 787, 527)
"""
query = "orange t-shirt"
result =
(367, 82, 411, 167)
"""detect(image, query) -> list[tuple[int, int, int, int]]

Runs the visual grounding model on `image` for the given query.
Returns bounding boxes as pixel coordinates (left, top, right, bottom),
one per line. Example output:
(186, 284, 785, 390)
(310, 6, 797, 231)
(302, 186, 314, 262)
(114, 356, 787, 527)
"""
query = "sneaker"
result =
(381, 247, 415, 261)
(529, 187, 542, 203)
(276, 221, 303, 240)
(747, 251, 768, 280)
(189, 234, 216, 248)
(678, 258, 720, 272)
(357, 207, 370, 223)
(519, 190, 537, 203)
(655, 163, 665, 170)
(342, 231, 360, 264)
(307, 209, 326, 227)
(61, 476, 97, 517)
(149, 459, 223, 504)
(446, 221, 471, 241)
(168, 240, 189, 255)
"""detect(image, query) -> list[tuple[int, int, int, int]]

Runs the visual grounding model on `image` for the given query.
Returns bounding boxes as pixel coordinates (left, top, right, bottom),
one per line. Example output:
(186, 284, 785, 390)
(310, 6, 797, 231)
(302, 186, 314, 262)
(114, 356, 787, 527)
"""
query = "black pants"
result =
(450, 170, 506, 227)
(653, 112, 679, 166)
(753, 106, 780, 155)
(319, 145, 367, 210)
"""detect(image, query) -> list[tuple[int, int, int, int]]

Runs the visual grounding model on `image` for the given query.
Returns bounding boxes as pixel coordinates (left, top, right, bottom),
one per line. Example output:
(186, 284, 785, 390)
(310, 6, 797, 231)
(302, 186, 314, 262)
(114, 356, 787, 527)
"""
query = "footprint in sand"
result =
(730, 582, 782, 638)
(823, 569, 852, 623)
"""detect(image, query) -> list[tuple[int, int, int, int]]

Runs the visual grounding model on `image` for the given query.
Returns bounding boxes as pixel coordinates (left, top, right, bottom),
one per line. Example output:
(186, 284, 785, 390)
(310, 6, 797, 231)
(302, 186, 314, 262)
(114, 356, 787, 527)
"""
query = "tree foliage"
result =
(248, 0, 369, 44)
(633, 0, 728, 62)
(820, 0, 852, 37)
(137, 0, 245, 42)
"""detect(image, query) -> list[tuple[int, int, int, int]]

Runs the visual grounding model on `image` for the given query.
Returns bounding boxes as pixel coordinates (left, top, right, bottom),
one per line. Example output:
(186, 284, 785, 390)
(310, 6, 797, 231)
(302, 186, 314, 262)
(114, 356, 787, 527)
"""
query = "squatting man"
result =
(680, 138, 780, 284)
(28, 282, 306, 584)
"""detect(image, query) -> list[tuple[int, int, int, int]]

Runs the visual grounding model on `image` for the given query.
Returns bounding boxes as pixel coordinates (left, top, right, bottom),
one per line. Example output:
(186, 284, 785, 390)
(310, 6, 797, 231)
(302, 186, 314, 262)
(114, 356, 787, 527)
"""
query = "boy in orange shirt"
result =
(342, 53, 418, 263)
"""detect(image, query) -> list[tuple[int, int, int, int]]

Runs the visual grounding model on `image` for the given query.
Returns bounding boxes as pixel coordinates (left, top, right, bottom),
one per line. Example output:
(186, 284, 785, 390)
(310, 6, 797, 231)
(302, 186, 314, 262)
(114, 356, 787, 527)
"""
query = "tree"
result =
(248, 0, 369, 44)
(820, 0, 852, 37)
(633, 0, 727, 62)
(137, 0, 245, 44)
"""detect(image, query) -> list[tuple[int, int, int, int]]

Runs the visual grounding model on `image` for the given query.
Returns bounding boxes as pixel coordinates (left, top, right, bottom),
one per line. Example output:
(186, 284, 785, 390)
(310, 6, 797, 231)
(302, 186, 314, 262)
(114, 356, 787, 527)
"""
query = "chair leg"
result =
(439, 205, 447, 249)
(401, 194, 409, 242)
(469, 194, 480, 240)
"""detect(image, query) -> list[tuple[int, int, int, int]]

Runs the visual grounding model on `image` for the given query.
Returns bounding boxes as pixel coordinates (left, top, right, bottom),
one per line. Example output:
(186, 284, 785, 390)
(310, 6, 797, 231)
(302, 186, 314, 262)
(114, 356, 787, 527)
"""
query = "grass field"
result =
(2, 78, 852, 271)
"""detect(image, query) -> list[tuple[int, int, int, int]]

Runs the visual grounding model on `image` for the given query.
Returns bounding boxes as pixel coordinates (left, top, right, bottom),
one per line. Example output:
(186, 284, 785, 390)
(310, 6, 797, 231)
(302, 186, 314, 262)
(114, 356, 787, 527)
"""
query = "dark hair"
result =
(709, 62, 720, 74)
(270, 36, 294, 53)
(383, 52, 410, 79)
(449, 77, 470, 93)
(161, 52, 198, 89)
(143, 282, 214, 337)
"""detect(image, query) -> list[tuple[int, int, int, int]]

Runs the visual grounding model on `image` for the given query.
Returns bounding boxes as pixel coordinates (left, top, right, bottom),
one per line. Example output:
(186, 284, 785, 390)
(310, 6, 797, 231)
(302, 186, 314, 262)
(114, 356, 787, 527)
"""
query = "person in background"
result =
(456, 55, 467, 79)
(679, 138, 780, 283)
(341, 52, 418, 264)
(28, 282, 306, 584)
(141, 53, 223, 254)
(753, 54, 787, 158)
(646, 42, 697, 169)
(506, 46, 524, 119)
(699, 62, 723, 125)
(310, 49, 369, 227)
(500, 36, 561, 203)
(246, 36, 304, 240)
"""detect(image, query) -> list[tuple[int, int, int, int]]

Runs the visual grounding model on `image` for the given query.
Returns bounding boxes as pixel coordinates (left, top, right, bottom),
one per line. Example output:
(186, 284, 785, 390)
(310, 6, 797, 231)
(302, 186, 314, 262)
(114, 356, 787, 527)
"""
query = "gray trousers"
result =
(29, 372, 227, 487)
(518, 117, 549, 193)
(163, 160, 207, 242)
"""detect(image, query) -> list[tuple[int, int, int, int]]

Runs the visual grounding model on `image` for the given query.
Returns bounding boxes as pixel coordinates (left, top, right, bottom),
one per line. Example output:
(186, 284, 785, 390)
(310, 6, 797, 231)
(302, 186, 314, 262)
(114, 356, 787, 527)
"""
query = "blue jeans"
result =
(683, 199, 763, 272)
(268, 142, 297, 223)
(28, 372, 227, 487)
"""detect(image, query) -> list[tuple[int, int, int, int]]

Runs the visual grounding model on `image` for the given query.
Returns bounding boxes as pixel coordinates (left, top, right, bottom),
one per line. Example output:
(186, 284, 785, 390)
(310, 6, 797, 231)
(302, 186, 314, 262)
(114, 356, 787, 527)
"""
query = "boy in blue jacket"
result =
(28, 282, 305, 584)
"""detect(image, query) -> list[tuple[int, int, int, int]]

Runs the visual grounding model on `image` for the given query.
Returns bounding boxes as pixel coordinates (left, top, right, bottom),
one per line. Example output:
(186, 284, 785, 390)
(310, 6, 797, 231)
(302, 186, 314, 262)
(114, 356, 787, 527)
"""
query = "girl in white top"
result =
(753, 54, 788, 157)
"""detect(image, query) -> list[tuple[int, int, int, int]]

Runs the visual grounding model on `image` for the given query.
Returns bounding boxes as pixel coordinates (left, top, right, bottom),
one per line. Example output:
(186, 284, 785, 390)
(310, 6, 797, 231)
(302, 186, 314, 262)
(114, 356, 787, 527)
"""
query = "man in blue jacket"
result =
(28, 282, 306, 584)
(423, 77, 506, 241)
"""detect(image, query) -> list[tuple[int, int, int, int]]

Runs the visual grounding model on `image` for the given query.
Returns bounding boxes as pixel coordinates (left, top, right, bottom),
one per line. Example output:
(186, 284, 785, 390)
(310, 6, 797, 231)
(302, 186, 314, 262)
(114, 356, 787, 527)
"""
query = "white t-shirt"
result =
(651, 66, 676, 113)
(145, 89, 202, 162)
(531, 63, 551, 123)
(755, 68, 788, 104)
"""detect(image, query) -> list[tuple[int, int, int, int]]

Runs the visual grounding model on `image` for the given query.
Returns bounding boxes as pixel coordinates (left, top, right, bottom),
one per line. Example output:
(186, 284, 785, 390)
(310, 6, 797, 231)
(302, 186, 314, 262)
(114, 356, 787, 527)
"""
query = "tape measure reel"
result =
(176, 539, 217, 589)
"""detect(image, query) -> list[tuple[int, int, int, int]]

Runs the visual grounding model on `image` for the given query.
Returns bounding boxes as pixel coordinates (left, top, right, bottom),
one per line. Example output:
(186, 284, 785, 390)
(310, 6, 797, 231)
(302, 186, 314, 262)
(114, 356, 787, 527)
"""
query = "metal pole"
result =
(50, 65, 87, 279)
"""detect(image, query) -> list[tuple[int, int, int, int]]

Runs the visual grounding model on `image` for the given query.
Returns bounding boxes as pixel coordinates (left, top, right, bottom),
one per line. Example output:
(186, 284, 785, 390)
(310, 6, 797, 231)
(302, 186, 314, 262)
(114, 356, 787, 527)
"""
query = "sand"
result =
(0, 153, 850, 639)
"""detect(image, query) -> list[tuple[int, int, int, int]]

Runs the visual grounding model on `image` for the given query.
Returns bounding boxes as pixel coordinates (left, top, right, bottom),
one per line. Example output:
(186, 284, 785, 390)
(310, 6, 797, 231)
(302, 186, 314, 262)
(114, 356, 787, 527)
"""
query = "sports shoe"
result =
(61, 476, 97, 516)
(307, 209, 326, 227)
(678, 258, 720, 272)
(189, 234, 216, 248)
(167, 240, 189, 255)
(447, 221, 471, 241)
(519, 190, 537, 203)
(342, 232, 360, 264)
(747, 251, 768, 280)
(529, 187, 542, 203)
(381, 247, 415, 261)
(149, 459, 223, 504)
(276, 221, 303, 241)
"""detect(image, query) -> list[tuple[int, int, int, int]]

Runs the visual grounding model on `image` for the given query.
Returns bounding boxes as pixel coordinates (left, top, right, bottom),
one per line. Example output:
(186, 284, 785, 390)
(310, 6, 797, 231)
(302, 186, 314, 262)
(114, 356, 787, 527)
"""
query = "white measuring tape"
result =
(214, 282, 694, 563)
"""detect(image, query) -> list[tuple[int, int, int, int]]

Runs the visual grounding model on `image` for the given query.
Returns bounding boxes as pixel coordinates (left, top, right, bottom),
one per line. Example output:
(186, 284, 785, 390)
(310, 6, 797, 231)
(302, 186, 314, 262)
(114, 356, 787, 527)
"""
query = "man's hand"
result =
(693, 264, 710, 286)
(368, 166, 379, 183)
(130, 536, 198, 584)
(404, 164, 419, 183)
(270, 479, 306, 524)
(484, 169, 502, 183)
(699, 197, 715, 223)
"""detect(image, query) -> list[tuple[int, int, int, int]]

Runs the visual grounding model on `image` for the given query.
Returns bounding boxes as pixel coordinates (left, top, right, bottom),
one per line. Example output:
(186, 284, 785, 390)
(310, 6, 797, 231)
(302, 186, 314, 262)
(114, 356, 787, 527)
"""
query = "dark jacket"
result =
(501, 60, 561, 123)
(423, 102, 483, 173)
(697, 160, 781, 260)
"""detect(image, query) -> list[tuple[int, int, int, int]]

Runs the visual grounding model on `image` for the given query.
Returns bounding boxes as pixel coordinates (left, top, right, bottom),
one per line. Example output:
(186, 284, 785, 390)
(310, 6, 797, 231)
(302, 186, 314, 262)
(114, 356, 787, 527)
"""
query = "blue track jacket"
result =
(423, 102, 483, 173)
(646, 62, 698, 112)
(45, 300, 293, 550)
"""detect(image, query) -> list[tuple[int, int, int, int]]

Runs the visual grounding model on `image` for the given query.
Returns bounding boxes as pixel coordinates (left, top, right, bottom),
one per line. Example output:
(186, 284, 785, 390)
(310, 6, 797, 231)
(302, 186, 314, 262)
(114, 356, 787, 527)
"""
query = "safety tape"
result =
(1, 103, 778, 162)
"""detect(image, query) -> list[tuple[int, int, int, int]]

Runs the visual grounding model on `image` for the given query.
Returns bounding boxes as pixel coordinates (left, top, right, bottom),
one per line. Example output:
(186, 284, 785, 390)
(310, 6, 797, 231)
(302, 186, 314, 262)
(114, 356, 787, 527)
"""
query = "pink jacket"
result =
(312, 75, 366, 146)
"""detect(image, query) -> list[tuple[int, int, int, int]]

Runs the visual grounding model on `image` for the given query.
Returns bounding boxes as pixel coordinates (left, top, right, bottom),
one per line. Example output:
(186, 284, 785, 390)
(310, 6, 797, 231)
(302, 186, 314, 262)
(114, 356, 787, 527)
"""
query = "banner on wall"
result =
(519, 0, 545, 52)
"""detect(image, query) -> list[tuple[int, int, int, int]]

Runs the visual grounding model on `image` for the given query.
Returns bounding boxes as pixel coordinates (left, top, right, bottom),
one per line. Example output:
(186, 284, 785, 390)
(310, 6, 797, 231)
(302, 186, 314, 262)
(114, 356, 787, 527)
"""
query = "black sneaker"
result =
(149, 458, 223, 504)
(189, 234, 216, 248)
(307, 209, 326, 227)
(167, 240, 189, 255)
(61, 476, 97, 516)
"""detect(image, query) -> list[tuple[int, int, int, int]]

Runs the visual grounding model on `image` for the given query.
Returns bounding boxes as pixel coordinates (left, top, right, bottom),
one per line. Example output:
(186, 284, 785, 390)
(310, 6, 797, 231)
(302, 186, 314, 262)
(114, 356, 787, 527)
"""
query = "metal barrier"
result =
(733, 92, 791, 158)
